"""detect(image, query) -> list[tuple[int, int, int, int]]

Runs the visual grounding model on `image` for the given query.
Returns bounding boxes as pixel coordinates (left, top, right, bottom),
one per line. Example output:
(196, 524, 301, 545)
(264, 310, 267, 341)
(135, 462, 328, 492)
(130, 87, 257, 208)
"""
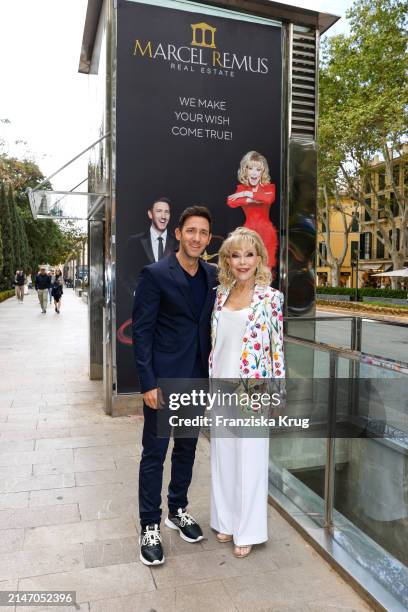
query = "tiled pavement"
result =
(0, 290, 373, 611)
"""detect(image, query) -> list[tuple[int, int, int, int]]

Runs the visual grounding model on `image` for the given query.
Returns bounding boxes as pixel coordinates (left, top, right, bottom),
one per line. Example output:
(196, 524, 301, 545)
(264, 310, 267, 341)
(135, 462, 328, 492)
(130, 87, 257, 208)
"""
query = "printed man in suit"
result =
(132, 206, 217, 566)
(125, 197, 177, 294)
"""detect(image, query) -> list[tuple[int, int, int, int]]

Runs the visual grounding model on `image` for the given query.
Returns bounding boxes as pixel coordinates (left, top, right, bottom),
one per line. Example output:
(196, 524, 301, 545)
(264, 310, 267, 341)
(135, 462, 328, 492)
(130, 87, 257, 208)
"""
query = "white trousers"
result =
(210, 435, 269, 546)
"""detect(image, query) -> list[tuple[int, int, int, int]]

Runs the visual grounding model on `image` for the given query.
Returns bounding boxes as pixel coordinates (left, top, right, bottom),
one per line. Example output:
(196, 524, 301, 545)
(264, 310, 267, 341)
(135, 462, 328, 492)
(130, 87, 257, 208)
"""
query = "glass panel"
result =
(333, 356, 408, 581)
(28, 189, 105, 221)
(378, 168, 386, 191)
(286, 317, 354, 351)
(364, 198, 371, 221)
(361, 320, 408, 365)
(376, 234, 384, 258)
(393, 164, 400, 186)
(270, 344, 331, 527)
(315, 318, 353, 349)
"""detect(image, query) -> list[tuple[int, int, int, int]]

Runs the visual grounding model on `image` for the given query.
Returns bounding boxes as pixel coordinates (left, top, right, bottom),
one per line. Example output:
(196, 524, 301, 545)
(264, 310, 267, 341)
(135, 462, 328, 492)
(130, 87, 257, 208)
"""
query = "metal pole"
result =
(324, 351, 337, 531)
(30, 134, 110, 193)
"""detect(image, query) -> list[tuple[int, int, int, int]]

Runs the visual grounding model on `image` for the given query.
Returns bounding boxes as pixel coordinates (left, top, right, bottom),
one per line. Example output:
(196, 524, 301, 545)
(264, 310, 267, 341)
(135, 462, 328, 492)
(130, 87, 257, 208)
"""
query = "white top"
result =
(150, 226, 168, 262)
(212, 307, 250, 378)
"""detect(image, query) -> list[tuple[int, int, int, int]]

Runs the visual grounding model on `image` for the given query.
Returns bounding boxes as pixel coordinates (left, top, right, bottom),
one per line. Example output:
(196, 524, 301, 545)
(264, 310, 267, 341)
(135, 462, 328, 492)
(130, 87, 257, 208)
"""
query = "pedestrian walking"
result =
(14, 270, 25, 302)
(48, 269, 54, 304)
(51, 267, 64, 313)
(35, 266, 51, 313)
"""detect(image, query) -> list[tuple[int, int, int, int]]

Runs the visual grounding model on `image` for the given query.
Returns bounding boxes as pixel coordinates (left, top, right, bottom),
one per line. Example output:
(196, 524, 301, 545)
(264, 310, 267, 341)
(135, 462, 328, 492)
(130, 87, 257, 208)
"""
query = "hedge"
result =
(0, 290, 15, 303)
(358, 287, 407, 298)
(317, 286, 355, 295)
(317, 286, 407, 299)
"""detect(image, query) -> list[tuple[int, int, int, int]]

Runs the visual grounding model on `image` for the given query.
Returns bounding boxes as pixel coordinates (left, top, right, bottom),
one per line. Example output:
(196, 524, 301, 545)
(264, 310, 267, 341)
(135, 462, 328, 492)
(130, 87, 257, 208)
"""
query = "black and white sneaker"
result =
(165, 508, 204, 542)
(139, 524, 165, 566)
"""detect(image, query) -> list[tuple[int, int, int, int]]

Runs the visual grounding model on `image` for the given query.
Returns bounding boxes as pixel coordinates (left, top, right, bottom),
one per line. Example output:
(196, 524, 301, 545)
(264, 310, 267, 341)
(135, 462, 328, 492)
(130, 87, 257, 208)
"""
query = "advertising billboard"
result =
(116, 0, 282, 393)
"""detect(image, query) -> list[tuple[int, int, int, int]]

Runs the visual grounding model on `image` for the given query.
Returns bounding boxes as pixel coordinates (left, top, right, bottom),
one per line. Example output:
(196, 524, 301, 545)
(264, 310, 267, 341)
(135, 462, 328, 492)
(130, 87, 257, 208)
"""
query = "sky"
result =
(0, 0, 352, 190)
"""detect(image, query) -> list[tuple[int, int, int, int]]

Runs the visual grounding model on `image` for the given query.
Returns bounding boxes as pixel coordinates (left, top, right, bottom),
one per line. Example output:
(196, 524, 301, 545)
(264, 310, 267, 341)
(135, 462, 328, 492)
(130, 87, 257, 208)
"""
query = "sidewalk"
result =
(0, 290, 372, 611)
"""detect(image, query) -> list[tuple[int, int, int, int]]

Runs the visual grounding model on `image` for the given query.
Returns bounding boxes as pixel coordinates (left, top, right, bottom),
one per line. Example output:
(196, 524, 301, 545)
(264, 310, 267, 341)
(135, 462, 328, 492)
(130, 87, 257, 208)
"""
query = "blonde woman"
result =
(227, 151, 278, 270)
(209, 227, 285, 558)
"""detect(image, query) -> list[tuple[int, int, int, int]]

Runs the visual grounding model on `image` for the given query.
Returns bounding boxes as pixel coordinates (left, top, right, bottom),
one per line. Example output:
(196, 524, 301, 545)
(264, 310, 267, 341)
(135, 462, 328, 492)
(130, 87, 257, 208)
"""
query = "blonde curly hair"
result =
(218, 227, 272, 289)
(238, 151, 271, 186)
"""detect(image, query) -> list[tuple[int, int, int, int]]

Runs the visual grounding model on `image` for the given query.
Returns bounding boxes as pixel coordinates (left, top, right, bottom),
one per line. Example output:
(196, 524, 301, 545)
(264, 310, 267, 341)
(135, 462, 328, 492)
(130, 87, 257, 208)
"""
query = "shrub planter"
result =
(362, 296, 408, 305)
(316, 299, 408, 315)
(0, 290, 16, 303)
(317, 293, 352, 302)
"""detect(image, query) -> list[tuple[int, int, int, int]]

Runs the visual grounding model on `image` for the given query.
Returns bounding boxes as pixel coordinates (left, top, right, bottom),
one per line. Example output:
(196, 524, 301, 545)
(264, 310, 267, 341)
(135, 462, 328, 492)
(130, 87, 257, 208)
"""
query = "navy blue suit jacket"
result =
(132, 253, 217, 393)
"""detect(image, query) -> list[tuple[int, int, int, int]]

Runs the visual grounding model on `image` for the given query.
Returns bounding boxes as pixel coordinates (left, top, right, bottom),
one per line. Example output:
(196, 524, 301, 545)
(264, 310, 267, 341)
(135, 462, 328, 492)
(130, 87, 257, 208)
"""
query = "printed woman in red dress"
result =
(227, 151, 278, 271)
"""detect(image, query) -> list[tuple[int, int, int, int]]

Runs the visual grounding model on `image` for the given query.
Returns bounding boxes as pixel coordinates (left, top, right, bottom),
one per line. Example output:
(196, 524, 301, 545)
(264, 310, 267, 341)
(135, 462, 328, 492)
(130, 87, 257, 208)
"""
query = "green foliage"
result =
(0, 156, 49, 201)
(17, 207, 31, 270)
(317, 286, 355, 295)
(317, 286, 407, 298)
(24, 217, 68, 273)
(359, 287, 407, 298)
(0, 182, 15, 289)
(8, 184, 22, 269)
(320, 0, 407, 161)
(319, 0, 408, 283)
(0, 155, 46, 278)
(0, 154, 84, 276)
(0, 289, 14, 303)
(0, 210, 3, 275)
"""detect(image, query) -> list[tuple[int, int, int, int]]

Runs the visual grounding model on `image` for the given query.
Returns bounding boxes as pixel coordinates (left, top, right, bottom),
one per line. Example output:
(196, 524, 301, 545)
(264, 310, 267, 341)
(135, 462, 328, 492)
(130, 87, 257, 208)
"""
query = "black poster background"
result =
(116, 0, 282, 393)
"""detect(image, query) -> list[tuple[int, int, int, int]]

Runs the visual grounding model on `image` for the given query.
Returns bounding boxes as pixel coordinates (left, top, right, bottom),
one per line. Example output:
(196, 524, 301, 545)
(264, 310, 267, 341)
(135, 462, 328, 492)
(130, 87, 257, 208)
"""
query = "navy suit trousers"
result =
(139, 403, 199, 527)
(138, 359, 207, 527)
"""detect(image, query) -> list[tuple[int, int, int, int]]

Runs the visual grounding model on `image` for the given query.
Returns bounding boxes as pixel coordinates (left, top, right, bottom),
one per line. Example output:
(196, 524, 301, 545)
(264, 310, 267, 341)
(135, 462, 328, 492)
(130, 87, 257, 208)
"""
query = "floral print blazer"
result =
(209, 284, 285, 379)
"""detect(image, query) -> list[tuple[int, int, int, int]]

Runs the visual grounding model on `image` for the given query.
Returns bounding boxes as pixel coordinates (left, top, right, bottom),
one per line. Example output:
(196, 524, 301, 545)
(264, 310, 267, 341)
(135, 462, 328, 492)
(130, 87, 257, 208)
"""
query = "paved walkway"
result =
(0, 290, 372, 611)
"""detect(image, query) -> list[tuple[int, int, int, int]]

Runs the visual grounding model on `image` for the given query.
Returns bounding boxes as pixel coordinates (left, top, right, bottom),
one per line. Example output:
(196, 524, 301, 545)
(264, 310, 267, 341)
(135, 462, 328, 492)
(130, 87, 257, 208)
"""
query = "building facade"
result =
(317, 195, 360, 287)
(317, 147, 407, 289)
(359, 146, 408, 287)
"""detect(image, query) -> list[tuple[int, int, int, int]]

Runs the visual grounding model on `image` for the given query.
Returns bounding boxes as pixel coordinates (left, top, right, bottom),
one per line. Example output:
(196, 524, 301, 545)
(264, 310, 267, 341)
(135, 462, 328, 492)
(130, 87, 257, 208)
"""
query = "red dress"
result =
(227, 183, 278, 269)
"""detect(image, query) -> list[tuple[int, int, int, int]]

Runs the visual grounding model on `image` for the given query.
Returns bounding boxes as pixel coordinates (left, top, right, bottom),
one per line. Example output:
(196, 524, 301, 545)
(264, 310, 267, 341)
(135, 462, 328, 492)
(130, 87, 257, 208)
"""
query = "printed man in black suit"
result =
(126, 198, 177, 294)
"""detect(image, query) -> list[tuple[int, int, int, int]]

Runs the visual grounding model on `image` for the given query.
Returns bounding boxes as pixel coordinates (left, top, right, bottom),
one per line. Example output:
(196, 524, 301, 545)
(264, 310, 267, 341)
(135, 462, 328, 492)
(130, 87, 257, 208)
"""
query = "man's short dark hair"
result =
(150, 197, 171, 210)
(178, 206, 212, 230)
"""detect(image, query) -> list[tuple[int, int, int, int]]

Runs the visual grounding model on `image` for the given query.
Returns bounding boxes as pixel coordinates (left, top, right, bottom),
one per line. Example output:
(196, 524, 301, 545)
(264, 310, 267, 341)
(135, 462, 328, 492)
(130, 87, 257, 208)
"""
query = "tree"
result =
(0, 211, 3, 276)
(0, 156, 48, 198)
(18, 210, 31, 271)
(319, 0, 408, 287)
(317, 189, 357, 286)
(0, 154, 74, 273)
(8, 184, 22, 269)
(0, 182, 15, 289)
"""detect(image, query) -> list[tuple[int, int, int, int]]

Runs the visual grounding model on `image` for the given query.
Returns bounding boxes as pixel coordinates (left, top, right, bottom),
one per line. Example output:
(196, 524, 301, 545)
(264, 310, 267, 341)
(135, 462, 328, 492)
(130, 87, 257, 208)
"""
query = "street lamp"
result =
(352, 255, 359, 302)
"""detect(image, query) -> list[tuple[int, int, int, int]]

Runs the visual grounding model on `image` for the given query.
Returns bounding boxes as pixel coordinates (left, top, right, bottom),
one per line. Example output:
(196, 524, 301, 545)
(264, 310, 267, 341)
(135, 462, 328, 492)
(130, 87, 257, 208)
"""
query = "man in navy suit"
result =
(132, 206, 217, 566)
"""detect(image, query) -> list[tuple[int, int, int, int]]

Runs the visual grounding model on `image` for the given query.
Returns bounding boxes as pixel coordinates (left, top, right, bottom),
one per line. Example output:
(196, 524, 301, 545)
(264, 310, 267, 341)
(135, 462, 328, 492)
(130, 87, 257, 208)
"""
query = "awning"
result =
(27, 135, 109, 221)
(371, 268, 408, 277)
(370, 263, 393, 273)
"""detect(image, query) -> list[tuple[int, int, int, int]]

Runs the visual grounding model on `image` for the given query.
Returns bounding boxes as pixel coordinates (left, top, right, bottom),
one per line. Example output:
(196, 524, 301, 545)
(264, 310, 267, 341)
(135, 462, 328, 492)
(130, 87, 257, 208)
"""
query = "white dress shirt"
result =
(150, 226, 167, 262)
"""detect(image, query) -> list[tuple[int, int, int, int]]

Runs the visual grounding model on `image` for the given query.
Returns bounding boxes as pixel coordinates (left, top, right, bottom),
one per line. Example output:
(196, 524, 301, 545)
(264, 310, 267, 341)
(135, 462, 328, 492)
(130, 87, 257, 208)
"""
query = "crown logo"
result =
(191, 22, 217, 49)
